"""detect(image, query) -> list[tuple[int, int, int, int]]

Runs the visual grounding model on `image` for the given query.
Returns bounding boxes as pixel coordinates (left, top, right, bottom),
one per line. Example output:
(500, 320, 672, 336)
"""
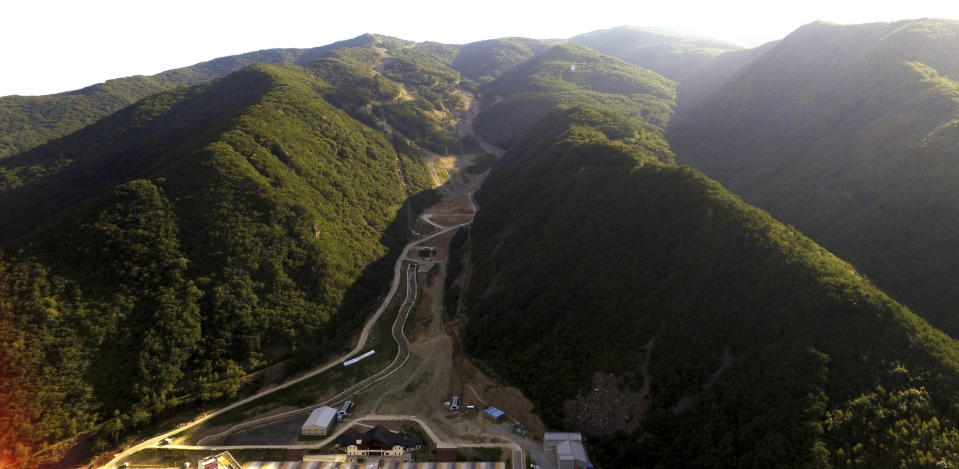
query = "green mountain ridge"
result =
(669, 18, 959, 336)
(0, 26, 712, 164)
(473, 43, 676, 148)
(674, 39, 777, 112)
(462, 105, 959, 467)
(570, 26, 742, 81)
(452, 37, 557, 82)
(0, 30, 687, 163)
(0, 33, 382, 160)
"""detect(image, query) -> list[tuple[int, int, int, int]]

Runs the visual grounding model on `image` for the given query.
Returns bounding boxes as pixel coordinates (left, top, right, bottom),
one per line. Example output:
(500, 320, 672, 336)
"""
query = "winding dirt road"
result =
(103, 222, 468, 469)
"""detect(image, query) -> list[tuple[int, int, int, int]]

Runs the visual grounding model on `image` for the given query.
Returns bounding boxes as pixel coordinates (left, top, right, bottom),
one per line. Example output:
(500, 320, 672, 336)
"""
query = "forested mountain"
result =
(669, 19, 959, 336)
(0, 34, 379, 160)
(452, 37, 556, 82)
(0, 33, 554, 163)
(3, 20, 959, 469)
(570, 26, 742, 81)
(304, 36, 467, 154)
(0, 60, 441, 464)
(462, 105, 959, 467)
(473, 43, 676, 148)
(673, 40, 777, 112)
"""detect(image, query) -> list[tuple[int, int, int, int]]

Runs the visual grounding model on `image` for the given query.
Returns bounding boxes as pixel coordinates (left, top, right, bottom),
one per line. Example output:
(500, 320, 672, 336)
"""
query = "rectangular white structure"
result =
(301, 406, 337, 436)
(344, 349, 375, 366)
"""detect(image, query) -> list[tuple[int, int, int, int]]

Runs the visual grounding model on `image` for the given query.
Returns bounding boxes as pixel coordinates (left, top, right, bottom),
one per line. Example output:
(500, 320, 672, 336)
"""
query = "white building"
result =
(544, 432, 591, 469)
(301, 406, 337, 436)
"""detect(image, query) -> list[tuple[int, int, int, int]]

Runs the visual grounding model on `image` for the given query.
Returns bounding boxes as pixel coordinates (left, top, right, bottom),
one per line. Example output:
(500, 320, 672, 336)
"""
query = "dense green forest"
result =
(463, 105, 959, 467)
(669, 19, 959, 337)
(569, 26, 741, 81)
(0, 62, 437, 466)
(473, 43, 677, 148)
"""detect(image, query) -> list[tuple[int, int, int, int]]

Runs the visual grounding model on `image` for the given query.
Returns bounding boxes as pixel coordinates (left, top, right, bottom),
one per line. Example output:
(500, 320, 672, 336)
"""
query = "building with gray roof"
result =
(544, 432, 592, 469)
(301, 406, 337, 436)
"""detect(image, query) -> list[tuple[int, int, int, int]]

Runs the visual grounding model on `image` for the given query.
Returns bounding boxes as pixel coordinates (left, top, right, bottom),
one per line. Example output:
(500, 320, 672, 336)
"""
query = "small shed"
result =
(484, 406, 505, 421)
(302, 406, 337, 436)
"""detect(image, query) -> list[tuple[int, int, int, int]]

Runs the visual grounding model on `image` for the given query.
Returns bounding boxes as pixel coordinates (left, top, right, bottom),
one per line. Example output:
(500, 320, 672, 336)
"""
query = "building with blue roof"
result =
(484, 406, 505, 421)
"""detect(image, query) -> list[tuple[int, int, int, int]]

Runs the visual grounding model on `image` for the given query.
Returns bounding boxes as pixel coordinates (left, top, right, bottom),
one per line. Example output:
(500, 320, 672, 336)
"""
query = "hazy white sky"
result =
(2, 0, 958, 96)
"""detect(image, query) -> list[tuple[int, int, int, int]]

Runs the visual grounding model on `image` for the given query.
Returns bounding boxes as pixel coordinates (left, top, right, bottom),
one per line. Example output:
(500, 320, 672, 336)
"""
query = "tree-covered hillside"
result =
(673, 40, 777, 112)
(570, 26, 742, 81)
(301, 35, 473, 156)
(0, 63, 435, 466)
(0, 34, 379, 159)
(4, 22, 959, 469)
(669, 19, 959, 336)
(473, 43, 676, 148)
(462, 105, 959, 467)
(451, 37, 556, 82)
